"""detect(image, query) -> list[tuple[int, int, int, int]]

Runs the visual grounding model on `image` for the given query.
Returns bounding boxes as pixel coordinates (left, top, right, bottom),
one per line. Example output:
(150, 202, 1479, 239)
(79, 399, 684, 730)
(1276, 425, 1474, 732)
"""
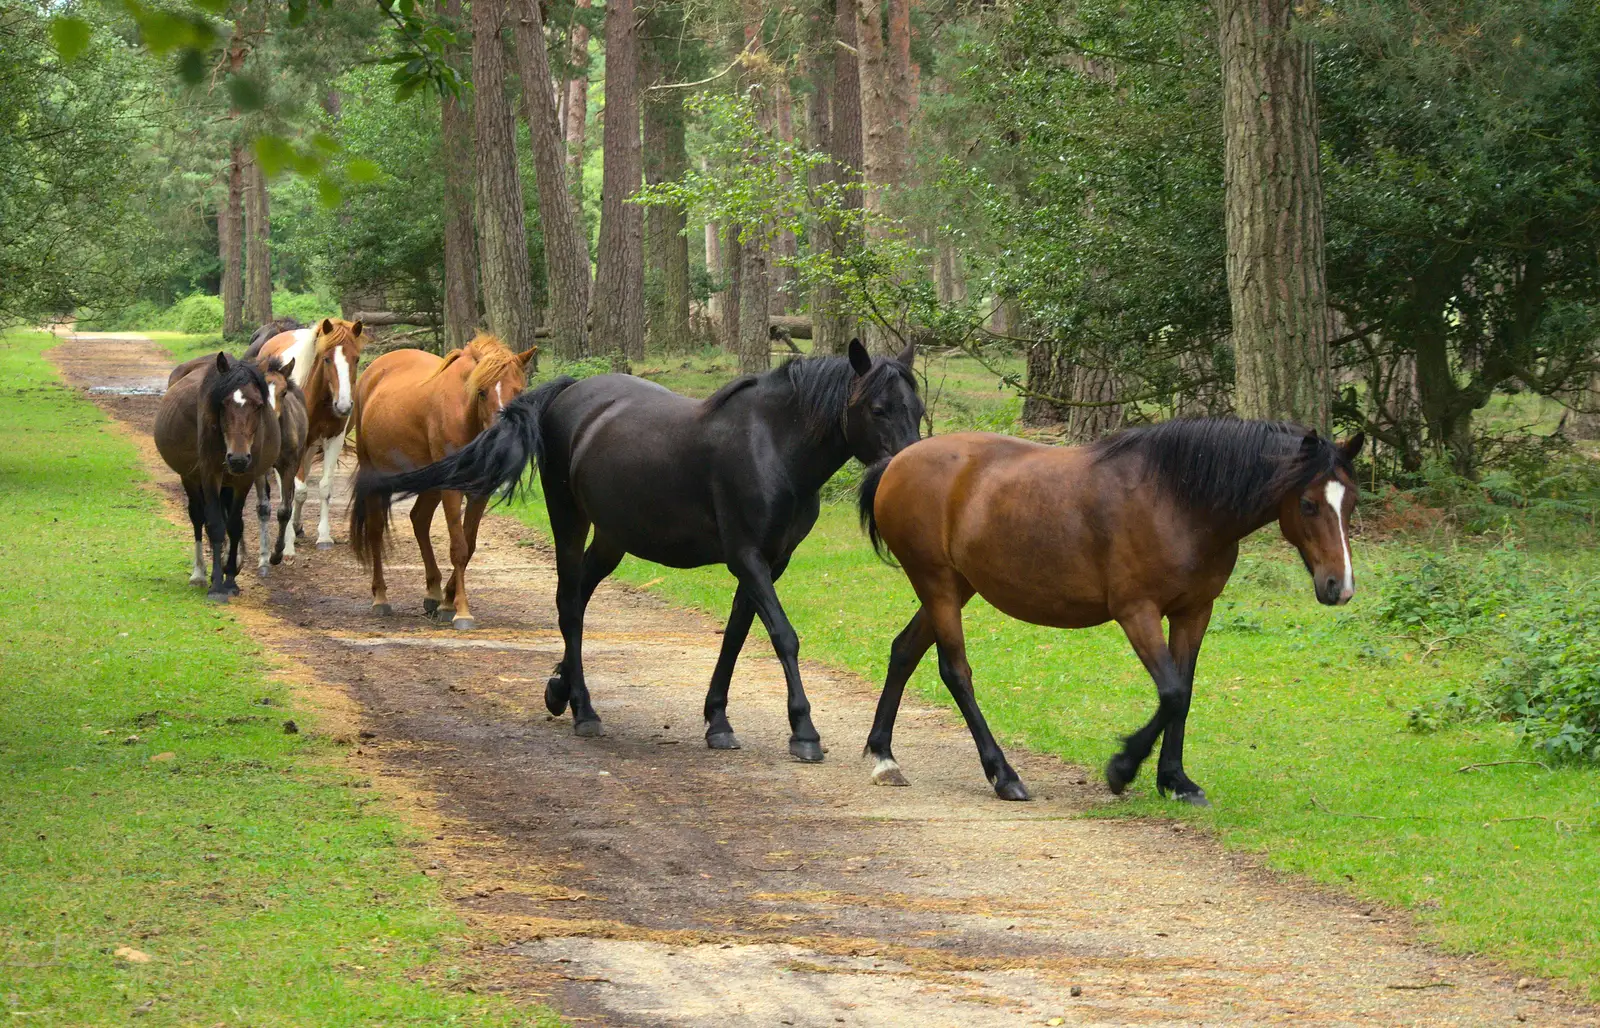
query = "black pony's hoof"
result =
(422, 597, 441, 616)
(206, 590, 231, 604)
(994, 779, 1031, 802)
(1106, 754, 1139, 795)
(544, 678, 570, 716)
(573, 718, 603, 738)
(270, 552, 284, 566)
(789, 738, 824, 763)
(373, 603, 393, 616)
(1174, 789, 1210, 807)
(706, 731, 741, 750)
(226, 582, 242, 596)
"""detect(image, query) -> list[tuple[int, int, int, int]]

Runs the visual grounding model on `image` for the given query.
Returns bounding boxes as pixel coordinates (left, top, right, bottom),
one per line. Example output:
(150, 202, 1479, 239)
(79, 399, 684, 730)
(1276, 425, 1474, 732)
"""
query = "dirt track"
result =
(57, 332, 1598, 1027)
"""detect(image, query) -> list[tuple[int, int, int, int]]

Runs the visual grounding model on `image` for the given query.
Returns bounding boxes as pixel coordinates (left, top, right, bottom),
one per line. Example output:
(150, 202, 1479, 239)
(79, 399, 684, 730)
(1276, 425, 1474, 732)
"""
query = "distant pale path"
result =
(51, 331, 1598, 1027)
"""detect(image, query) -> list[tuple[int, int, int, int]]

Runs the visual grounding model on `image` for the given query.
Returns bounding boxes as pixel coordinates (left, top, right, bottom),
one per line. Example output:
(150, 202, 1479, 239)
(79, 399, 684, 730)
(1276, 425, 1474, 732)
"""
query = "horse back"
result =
(154, 366, 207, 480)
(352, 349, 459, 469)
(257, 329, 315, 388)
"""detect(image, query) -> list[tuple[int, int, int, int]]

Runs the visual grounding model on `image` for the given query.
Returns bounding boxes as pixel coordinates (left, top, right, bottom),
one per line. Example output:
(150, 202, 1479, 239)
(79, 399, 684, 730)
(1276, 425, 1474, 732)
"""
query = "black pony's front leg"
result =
(1107, 603, 1211, 805)
(202, 484, 230, 601)
(703, 586, 756, 749)
(223, 486, 247, 595)
(728, 550, 821, 762)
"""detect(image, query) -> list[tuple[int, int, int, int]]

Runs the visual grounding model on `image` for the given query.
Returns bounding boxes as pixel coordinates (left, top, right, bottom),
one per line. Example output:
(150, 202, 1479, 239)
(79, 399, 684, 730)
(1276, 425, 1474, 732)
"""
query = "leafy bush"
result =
(1391, 548, 1600, 762)
(169, 294, 223, 334)
(271, 290, 338, 326)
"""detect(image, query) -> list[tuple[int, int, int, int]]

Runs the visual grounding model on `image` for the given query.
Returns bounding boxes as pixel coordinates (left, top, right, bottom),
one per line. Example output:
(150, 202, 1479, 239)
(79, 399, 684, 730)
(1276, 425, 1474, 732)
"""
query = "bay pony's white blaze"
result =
(232, 389, 246, 406)
(331, 347, 353, 414)
(1325, 479, 1353, 602)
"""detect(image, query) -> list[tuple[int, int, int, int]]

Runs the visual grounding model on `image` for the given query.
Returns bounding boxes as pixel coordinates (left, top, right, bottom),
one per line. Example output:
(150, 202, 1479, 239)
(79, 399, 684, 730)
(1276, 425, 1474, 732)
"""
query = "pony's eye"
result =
(1300, 498, 1319, 517)
(870, 405, 888, 417)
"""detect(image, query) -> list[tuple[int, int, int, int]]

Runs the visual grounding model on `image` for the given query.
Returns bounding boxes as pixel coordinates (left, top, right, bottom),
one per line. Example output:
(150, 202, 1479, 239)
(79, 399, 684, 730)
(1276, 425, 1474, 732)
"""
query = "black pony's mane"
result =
(205, 358, 269, 410)
(1092, 418, 1350, 521)
(701, 354, 915, 438)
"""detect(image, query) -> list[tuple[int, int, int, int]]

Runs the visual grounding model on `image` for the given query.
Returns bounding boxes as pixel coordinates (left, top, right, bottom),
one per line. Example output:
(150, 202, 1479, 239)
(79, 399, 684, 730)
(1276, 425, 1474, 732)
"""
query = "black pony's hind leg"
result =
(557, 534, 625, 735)
(864, 607, 936, 787)
(702, 585, 757, 750)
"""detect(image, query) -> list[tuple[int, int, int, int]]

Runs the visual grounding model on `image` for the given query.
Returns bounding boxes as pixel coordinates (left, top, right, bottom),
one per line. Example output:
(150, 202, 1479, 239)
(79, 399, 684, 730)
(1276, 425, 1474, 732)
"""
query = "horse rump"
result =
(351, 376, 577, 545)
(857, 457, 896, 565)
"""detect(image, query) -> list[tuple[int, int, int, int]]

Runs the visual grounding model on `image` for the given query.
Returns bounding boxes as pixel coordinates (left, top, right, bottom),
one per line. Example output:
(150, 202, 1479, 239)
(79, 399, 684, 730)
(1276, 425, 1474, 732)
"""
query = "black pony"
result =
(354, 339, 922, 759)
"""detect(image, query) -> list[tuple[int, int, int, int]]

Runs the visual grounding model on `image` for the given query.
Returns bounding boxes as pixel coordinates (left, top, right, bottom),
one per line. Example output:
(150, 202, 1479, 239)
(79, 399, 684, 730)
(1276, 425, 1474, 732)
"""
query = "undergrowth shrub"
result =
(1389, 547, 1600, 762)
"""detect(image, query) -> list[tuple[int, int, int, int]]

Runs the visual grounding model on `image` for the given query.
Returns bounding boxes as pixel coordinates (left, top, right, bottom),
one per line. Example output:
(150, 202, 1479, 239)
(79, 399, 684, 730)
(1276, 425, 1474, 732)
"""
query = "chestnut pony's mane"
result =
(425, 334, 524, 394)
(1091, 418, 1352, 522)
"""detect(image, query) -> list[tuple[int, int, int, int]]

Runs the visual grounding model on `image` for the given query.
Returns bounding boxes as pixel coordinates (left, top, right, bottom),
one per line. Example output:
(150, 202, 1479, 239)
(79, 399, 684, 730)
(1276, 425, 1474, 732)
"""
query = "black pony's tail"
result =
(857, 457, 896, 565)
(351, 375, 577, 541)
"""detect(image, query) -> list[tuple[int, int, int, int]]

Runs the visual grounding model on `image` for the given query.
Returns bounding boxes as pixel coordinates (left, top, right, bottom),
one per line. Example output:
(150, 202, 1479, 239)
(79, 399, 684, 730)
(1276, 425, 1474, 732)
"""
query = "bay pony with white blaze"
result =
(858, 419, 1364, 806)
(256, 318, 365, 549)
(349, 335, 538, 630)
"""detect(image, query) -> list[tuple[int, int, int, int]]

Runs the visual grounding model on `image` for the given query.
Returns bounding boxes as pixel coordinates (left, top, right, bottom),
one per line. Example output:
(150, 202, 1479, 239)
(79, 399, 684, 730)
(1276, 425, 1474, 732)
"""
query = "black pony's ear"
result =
(278, 357, 295, 380)
(895, 340, 916, 367)
(1339, 431, 1366, 462)
(847, 338, 872, 377)
(1301, 430, 1320, 452)
(215, 351, 231, 373)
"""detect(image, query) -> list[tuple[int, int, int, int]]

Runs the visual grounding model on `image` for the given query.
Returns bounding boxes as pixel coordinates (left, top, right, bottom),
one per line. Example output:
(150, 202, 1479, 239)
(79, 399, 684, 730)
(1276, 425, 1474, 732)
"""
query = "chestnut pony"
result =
(154, 353, 281, 600)
(256, 318, 365, 549)
(349, 335, 537, 630)
(859, 419, 1364, 806)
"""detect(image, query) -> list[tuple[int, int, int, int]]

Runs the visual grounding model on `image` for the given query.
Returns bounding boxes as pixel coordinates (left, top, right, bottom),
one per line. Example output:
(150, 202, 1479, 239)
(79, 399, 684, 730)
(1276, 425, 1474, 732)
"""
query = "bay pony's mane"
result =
(1091, 418, 1352, 522)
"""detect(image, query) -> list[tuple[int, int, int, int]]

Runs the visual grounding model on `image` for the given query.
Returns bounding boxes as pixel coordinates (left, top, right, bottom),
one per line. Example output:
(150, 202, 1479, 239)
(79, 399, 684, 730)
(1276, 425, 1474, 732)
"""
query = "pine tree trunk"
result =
(770, 84, 797, 315)
(243, 152, 272, 327)
(820, 0, 863, 352)
(643, 48, 690, 352)
(592, 0, 645, 361)
(564, 0, 592, 225)
(805, 1, 845, 355)
(440, 0, 480, 351)
(221, 145, 245, 338)
(723, 224, 742, 351)
(854, 0, 891, 219)
(884, 0, 911, 188)
(738, 234, 772, 373)
(706, 219, 724, 323)
(472, 0, 539, 353)
(934, 237, 966, 303)
(1570, 374, 1600, 440)
(514, 0, 592, 358)
(1217, 0, 1331, 432)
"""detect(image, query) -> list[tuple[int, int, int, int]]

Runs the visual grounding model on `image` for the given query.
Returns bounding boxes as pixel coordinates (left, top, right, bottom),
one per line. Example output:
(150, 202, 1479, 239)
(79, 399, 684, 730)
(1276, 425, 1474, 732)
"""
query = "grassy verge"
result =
(141, 331, 229, 363)
(507, 478, 1600, 996)
(0, 330, 557, 1026)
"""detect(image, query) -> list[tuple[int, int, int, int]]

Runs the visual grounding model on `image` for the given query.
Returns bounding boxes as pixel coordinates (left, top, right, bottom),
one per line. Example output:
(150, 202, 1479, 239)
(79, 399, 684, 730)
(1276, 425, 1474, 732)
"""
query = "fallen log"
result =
(769, 314, 812, 339)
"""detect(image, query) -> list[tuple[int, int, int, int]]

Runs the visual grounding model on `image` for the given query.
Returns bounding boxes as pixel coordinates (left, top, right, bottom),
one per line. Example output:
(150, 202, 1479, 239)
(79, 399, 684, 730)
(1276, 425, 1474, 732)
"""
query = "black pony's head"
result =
(840, 339, 922, 465)
(204, 352, 270, 474)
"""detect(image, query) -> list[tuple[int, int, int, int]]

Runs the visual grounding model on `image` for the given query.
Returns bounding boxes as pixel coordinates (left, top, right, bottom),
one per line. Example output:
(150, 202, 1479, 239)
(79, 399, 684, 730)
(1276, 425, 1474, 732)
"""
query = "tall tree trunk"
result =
(738, 234, 772, 373)
(592, 0, 645, 361)
(1570, 374, 1600, 440)
(643, 47, 691, 353)
(805, 1, 843, 353)
(439, 0, 480, 351)
(723, 224, 742, 351)
(472, 0, 539, 353)
(705, 219, 724, 323)
(564, 0, 592, 226)
(853, 0, 891, 220)
(1217, 0, 1331, 432)
(934, 237, 965, 303)
(221, 145, 245, 338)
(770, 83, 797, 315)
(817, 0, 863, 352)
(514, 0, 592, 358)
(243, 151, 272, 327)
(884, 0, 911, 188)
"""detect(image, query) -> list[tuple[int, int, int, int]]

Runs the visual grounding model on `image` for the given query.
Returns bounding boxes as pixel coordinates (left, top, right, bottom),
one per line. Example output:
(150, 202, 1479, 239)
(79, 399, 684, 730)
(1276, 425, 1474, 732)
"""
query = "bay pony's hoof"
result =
(451, 616, 476, 632)
(372, 603, 393, 616)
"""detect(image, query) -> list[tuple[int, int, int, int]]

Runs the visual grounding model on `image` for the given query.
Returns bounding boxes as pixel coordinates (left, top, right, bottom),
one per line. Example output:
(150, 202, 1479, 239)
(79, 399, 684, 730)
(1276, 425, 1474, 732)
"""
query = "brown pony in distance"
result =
(349, 335, 537, 630)
(256, 318, 364, 549)
(859, 419, 1364, 806)
(167, 352, 306, 575)
(154, 353, 281, 600)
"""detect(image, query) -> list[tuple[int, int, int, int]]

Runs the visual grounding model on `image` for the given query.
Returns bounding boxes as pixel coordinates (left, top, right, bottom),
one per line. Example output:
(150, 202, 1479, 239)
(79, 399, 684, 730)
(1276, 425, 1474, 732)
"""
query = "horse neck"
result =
(767, 387, 853, 498)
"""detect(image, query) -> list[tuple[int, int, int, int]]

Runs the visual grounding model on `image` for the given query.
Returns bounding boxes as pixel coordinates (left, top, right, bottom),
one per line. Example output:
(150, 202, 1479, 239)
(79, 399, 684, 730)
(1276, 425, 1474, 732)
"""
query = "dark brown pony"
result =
(256, 318, 364, 548)
(349, 335, 537, 629)
(858, 419, 1364, 806)
(166, 352, 306, 575)
(154, 353, 281, 600)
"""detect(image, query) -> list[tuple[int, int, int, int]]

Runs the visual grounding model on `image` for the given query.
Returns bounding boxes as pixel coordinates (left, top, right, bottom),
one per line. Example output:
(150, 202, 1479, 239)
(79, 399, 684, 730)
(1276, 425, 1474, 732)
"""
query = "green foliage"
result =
(1485, 609, 1600, 762)
(79, 292, 332, 334)
(1370, 547, 1523, 645)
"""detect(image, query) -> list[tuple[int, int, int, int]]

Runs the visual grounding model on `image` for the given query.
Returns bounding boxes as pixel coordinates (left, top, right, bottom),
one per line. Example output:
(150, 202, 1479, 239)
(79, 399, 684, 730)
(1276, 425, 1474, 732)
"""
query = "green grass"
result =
(506, 451, 1600, 996)
(0, 330, 558, 1026)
